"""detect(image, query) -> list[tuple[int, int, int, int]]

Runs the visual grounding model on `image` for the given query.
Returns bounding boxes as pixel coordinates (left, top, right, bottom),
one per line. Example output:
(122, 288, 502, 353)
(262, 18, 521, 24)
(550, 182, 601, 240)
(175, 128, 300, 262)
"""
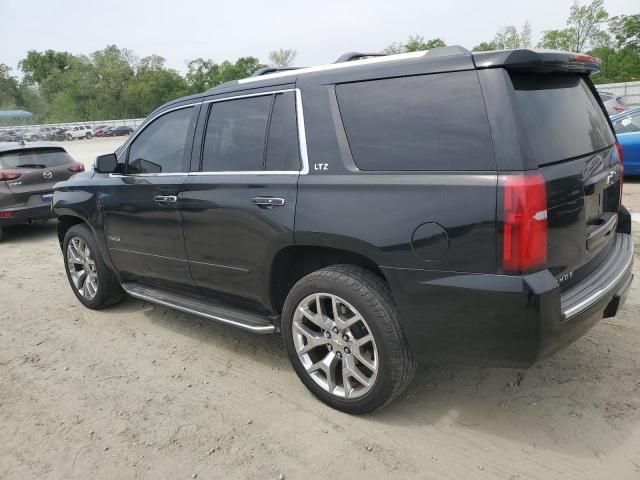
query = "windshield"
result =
(0, 148, 73, 168)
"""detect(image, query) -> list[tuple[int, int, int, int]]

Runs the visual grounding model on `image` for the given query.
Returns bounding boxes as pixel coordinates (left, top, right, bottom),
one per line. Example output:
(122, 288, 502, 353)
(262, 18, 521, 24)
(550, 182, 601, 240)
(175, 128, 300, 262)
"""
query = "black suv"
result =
(53, 47, 634, 413)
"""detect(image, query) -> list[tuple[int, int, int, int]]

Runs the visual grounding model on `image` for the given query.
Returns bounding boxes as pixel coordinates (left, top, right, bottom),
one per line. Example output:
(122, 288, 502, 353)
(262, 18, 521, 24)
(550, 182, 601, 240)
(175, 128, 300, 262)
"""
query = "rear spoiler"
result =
(472, 49, 601, 74)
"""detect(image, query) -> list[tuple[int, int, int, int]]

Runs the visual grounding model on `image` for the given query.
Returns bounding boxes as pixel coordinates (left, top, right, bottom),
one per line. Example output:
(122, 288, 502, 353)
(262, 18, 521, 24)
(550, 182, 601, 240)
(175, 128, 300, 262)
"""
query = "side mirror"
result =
(95, 153, 118, 173)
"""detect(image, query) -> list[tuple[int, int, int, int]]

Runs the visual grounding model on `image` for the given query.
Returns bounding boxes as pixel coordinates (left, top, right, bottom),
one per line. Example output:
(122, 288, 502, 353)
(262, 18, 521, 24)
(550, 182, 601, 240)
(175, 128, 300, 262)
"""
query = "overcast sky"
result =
(1, 0, 637, 75)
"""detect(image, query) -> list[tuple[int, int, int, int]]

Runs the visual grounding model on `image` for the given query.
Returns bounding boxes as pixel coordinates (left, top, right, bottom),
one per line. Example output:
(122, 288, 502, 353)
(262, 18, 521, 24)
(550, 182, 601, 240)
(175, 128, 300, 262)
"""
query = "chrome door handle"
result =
(251, 196, 285, 207)
(154, 195, 178, 203)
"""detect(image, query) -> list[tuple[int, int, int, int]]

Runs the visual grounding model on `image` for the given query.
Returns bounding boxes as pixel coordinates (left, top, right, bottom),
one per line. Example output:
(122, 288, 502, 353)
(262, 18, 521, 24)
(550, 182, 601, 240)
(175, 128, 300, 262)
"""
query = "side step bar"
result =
(121, 283, 276, 334)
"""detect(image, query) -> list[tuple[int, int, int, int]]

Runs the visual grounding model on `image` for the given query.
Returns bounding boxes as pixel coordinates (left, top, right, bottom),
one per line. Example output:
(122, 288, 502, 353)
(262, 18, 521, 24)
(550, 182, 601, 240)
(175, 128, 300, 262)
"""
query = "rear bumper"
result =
(383, 232, 634, 366)
(0, 203, 54, 228)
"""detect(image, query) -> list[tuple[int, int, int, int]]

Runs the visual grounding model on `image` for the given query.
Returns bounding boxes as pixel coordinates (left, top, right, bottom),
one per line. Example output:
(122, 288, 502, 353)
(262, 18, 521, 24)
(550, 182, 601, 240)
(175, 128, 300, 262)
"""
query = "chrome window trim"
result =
(108, 172, 189, 177)
(113, 88, 309, 177)
(193, 88, 309, 176)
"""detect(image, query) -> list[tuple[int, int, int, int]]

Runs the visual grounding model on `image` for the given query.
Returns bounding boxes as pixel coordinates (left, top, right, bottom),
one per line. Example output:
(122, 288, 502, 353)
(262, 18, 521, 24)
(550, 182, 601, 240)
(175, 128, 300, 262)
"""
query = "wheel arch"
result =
(57, 215, 86, 250)
(269, 244, 390, 316)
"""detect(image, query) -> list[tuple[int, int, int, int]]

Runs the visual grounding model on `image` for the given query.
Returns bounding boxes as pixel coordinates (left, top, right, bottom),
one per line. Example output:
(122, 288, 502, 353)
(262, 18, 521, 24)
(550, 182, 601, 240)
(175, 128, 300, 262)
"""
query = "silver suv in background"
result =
(598, 90, 626, 115)
(66, 125, 94, 140)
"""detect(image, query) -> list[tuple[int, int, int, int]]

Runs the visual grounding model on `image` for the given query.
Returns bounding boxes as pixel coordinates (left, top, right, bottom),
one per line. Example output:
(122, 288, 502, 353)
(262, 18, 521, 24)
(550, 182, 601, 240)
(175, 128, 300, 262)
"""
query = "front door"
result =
(181, 90, 301, 310)
(101, 104, 199, 292)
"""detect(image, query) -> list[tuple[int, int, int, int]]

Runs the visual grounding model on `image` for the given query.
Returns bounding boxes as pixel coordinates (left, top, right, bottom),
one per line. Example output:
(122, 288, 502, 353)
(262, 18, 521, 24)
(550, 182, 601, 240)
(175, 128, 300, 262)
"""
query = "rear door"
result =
(181, 89, 301, 311)
(480, 69, 620, 287)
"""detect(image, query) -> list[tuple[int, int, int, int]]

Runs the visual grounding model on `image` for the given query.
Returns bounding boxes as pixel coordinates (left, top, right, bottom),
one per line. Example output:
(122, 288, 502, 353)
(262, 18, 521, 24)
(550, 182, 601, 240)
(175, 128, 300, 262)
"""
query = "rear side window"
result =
(336, 71, 495, 171)
(127, 106, 194, 174)
(508, 72, 615, 165)
(203, 96, 271, 172)
(0, 148, 73, 168)
(202, 92, 300, 172)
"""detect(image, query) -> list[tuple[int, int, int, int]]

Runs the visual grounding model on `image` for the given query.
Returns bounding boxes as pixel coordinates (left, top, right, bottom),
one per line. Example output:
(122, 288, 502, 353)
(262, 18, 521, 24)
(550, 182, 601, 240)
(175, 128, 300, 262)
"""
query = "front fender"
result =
(53, 180, 114, 272)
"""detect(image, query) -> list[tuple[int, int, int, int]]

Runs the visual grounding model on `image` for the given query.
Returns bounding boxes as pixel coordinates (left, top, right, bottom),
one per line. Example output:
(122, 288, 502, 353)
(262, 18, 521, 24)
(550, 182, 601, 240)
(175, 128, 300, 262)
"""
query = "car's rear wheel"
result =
(66, 133, 73, 141)
(63, 224, 125, 309)
(281, 265, 416, 414)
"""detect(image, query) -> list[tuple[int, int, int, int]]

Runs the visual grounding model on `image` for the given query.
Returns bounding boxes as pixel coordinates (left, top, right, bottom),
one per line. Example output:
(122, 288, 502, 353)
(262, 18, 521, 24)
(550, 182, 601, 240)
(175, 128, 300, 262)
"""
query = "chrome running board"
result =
(121, 283, 276, 334)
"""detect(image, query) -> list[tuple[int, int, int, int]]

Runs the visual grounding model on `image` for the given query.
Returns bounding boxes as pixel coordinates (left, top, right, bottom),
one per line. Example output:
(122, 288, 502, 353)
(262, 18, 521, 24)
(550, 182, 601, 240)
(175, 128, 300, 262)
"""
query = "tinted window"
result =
(265, 92, 300, 171)
(127, 106, 194, 174)
(509, 72, 615, 165)
(202, 96, 271, 172)
(0, 148, 73, 168)
(336, 72, 495, 171)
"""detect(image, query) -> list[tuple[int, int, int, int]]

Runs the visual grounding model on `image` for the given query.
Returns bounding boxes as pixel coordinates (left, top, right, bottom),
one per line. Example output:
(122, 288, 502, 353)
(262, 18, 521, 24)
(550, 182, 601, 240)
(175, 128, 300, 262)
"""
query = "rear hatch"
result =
(0, 147, 76, 206)
(500, 66, 620, 289)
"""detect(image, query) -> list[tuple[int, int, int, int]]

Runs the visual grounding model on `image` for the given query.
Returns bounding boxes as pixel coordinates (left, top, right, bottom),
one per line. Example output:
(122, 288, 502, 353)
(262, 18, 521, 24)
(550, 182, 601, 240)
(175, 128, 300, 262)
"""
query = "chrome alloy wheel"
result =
(66, 237, 98, 299)
(292, 293, 378, 399)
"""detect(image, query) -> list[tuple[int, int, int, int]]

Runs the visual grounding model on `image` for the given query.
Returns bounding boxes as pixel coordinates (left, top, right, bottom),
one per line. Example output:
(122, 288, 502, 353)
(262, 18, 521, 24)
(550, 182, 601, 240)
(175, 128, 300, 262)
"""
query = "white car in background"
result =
(66, 125, 94, 140)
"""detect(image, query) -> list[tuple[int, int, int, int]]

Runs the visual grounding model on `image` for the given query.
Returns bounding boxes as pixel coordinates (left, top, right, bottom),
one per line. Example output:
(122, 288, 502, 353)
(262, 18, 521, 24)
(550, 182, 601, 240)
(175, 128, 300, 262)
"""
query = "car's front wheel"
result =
(66, 133, 73, 141)
(63, 224, 125, 309)
(86, 132, 92, 139)
(281, 265, 416, 414)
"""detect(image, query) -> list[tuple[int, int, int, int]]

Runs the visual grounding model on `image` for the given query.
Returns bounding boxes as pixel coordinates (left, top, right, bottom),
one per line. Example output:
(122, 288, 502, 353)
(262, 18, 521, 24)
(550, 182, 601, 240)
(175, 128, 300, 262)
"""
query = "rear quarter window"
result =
(335, 71, 495, 171)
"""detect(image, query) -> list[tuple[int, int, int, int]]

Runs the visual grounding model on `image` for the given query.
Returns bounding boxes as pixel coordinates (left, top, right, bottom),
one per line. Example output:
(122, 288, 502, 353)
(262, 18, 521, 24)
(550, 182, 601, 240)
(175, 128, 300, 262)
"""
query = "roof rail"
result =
(250, 66, 302, 77)
(334, 52, 387, 63)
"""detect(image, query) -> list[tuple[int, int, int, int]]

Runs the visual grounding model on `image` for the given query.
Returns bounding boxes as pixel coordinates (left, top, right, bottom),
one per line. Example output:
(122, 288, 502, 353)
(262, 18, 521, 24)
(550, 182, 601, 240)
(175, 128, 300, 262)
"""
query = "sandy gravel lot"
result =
(1, 137, 639, 480)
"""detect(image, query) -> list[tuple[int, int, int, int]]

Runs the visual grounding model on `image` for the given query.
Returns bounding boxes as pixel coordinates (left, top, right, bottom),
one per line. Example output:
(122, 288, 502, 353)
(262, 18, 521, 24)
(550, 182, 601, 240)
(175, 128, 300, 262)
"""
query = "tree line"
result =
(0, 0, 637, 124)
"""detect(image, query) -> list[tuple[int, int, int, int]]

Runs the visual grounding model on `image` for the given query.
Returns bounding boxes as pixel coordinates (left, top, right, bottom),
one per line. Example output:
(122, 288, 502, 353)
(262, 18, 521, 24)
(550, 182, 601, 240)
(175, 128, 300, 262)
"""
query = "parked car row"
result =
(0, 125, 134, 142)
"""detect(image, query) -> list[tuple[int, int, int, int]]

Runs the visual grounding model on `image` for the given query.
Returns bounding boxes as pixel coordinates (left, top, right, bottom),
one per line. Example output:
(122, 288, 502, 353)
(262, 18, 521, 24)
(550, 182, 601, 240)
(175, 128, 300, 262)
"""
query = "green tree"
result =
(538, 0, 608, 52)
(19, 49, 72, 86)
(590, 45, 640, 83)
(471, 41, 500, 52)
(473, 21, 531, 51)
(538, 29, 576, 50)
(124, 55, 188, 116)
(91, 45, 136, 119)
(609, 14, 640, 51)
(384, 35, 446, 54)
(185, 57, 263, 93)
(268, 49, 297, 68)
(0, 64, 21, 110)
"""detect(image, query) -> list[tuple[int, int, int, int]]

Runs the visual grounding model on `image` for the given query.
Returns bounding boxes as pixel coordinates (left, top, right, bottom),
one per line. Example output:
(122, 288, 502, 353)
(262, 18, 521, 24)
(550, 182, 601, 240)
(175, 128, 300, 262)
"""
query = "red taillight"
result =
(613, 105, 625, 112)
(68, 162, 85, 173)
(572, 53, 599, 64)
(0, 171, 22, 181)
(0, 211, 13, 218)
(502, 173, 548, 274)
(616, 140, 624, 198)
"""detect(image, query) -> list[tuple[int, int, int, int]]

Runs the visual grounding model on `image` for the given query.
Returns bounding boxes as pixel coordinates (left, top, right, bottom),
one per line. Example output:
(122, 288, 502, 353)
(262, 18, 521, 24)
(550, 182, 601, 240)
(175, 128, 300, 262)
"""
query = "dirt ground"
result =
(1, 137, 639, 480)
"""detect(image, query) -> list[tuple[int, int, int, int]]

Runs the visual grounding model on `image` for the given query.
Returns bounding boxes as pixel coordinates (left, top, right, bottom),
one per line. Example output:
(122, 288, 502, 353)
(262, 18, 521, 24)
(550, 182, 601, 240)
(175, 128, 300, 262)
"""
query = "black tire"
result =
(281, 265, 416, 414)
(86, 132, 92, 139)
(63, 224, 125, 309)
(66, 134, 73, 141)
